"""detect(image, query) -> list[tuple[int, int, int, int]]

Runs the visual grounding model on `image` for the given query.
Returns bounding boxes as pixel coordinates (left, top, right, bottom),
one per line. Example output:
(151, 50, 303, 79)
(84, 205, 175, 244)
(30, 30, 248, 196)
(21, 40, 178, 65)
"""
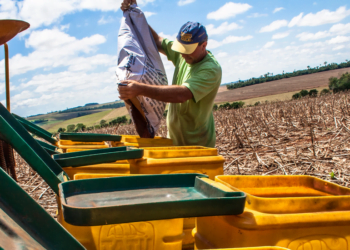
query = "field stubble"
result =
(11, 91, 350, 217)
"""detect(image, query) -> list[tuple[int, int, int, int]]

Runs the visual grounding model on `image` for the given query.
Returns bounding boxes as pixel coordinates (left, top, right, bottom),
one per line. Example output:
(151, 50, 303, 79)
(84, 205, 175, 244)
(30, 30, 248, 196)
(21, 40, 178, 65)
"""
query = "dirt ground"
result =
(216, 68, 350, 103)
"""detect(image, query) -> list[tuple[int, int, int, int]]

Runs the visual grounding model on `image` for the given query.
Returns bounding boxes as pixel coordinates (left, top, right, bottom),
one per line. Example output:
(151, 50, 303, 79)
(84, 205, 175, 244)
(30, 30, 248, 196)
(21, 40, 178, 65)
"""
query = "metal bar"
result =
(4, 43, 10, 112)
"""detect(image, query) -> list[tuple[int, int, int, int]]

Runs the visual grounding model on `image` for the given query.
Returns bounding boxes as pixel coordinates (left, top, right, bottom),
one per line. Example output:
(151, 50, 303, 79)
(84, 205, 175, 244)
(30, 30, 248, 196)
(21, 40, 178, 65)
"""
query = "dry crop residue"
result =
(13, 91, 350, 217)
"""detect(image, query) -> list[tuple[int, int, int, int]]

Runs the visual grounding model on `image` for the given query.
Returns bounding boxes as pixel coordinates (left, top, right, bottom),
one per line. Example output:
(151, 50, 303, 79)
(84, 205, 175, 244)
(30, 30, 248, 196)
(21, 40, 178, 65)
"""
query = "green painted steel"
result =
(12, 113, 58, 145)
(0, 104, 143, 194)
(59, 174, 246, 226)
(0, 111, 67, 194)
(59, 133, 122, 142)
(55, 147, 143, 168)
(53, 146, 129, 159)
(0, 168, 85, 250)
(35, 139, 60, 155)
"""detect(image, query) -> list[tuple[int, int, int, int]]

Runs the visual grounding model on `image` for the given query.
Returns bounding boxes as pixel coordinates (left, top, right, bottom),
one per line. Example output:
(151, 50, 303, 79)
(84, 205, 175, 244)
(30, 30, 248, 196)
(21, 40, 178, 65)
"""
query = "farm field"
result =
(218, 85, 328, 106)
(13, 91, 350, 218)
(45, 106, 130, 132)
(215, 67, 350, 103)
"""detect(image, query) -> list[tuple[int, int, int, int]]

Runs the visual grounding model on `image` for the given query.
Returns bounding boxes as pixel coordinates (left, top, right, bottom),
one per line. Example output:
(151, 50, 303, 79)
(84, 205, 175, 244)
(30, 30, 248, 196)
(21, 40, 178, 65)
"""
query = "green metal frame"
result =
(13, 114, 122, 145)
(59, 133, 121, 142)
(55, 147, 142, 168)
(0, 168, 85, 250)
(12, 113, 58, 145)
(59, 174, 246, 226)
(35, 139, 60, 155)
(0, 104, 143, 194)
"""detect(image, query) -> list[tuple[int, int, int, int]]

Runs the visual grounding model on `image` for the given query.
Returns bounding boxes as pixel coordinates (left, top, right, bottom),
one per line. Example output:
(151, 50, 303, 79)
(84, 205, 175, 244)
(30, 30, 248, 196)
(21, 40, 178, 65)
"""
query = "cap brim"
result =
(171, 39, 198, 54)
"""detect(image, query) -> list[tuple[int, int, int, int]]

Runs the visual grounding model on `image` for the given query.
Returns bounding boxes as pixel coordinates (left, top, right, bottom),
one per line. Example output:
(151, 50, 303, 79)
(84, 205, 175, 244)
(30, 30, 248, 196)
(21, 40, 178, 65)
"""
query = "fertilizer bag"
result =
(116, 4, 168, 138)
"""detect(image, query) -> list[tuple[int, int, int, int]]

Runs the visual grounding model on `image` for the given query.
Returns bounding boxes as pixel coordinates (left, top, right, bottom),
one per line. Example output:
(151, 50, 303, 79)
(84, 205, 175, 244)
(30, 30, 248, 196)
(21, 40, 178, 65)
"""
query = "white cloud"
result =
(327, 36, 350, 44)
(0, 28, 109, 77)
(144, 11, 156, 18)
(296, 22, 350, 42)
(333, 45, 345, 51)
(158, 32, 177, 42)
(272, 32, 289, 39)
(207, 35, 253, 49)
(263, 41, 275, 48)
(12, 70, 119, 114)
(206, 22, 242, 36)
(273, 7, 284, 13)
(60, 24, 70, 31)
(260, 20, 288, 33)
(0, 0, 154, 30)
(178, 0, 195, 6)
(207, 2, 252, 20)
(98, 16, 114, 24)
(296, 31, 330, 41)
(0, 84, 4, 95)
(216, 52, 228, 58)
(288, 6, 350, 27)
(248, 13, 268, 18)
(329, 23, 350, 35)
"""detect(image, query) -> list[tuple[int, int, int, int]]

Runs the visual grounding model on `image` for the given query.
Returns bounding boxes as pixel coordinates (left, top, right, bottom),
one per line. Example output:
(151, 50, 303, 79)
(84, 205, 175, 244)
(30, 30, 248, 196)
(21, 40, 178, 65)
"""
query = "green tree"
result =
(100, 119, 107, 127)
(75, 123, 86, 132)
(66, 124, 75, 132)
(57, 127, 66, 133)
(333, 72, 350, 93)
(94, 125, 101, 129)
(109, 116, 128, 126)
(329, 77, 338, 90)
(320, 89, 330, 95)
(292, 93, 301, 100)
(213, 104, 218, 111)
(309, 89, 318, 97)
(231, 101, 245, 109)
(300, 90, 309, 97)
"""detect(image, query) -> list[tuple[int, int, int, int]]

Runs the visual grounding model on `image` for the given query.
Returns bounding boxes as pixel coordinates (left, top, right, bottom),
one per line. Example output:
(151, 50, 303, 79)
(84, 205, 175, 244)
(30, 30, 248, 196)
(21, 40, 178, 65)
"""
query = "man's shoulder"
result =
(200, 52, 221, 71)
(196, 52, 222, 78)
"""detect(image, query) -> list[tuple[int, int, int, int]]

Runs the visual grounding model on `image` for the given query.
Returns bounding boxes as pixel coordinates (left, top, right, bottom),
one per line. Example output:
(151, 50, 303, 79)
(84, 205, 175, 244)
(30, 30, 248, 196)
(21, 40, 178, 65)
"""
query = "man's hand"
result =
(121, 0, 137, 11)
(118, 80, 143, 100)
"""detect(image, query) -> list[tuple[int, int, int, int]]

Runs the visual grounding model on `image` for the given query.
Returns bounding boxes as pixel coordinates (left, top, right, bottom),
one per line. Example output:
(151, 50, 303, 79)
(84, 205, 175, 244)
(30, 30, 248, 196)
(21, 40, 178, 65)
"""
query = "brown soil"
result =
(216, 68, 350, 103)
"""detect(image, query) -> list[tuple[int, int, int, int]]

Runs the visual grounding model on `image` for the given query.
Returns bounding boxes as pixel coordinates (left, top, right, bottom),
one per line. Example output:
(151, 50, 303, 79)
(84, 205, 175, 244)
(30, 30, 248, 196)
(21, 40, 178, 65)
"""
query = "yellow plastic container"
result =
(204, 248, 290, 250)
(129, 156, 224, 180)
(143, 146, 218, 158)
(123, 137, 173, 148)
(73, 173, 132, 180)
(63, 163, 130, 180)
(129, 155, 224, 249)
(57, 173, 184, 250)
(194, 175, 350, 250)
(58, 140, 109, 153)
(57, 209, 184, 250)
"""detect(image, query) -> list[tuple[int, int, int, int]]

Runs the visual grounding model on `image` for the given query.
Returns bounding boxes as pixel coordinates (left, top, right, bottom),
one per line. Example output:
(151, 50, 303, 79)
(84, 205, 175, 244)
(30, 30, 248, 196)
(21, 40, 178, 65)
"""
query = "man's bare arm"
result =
(118, 80, 193, 103)
(149, 26, 165, 55)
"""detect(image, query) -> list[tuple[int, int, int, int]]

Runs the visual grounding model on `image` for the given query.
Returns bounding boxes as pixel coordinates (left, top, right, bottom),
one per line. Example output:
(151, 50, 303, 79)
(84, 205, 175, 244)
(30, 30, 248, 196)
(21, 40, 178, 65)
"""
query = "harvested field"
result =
(9, 90, 350, 218)
(216, 68, 350, 103)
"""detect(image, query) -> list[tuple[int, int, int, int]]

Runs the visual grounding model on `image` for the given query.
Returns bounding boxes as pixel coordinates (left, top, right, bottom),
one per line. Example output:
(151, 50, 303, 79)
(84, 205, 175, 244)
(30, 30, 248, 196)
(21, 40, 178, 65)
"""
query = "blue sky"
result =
(0, 0, 350, 117)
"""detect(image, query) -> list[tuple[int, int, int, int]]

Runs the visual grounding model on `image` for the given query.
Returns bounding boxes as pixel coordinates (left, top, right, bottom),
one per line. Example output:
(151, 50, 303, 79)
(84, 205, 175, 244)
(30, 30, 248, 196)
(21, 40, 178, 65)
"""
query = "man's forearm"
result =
(140, 84, 192, 103)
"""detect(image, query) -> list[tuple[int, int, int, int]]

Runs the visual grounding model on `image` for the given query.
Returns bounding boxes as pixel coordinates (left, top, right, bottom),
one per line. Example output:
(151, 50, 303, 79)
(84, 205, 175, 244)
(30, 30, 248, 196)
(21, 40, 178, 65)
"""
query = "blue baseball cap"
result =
(171, 21, 208, 54)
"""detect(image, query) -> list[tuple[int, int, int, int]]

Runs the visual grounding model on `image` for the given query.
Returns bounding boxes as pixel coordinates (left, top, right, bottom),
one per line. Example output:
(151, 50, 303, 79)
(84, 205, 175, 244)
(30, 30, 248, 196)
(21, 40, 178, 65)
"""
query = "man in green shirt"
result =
(119, 0, 222, 147)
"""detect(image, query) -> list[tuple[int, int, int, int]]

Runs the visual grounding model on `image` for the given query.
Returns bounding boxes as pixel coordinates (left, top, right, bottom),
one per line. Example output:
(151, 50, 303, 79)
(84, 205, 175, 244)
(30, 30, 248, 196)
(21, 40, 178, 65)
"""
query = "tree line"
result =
(57, 115, 129, 133)
(226, 60, 350, 90)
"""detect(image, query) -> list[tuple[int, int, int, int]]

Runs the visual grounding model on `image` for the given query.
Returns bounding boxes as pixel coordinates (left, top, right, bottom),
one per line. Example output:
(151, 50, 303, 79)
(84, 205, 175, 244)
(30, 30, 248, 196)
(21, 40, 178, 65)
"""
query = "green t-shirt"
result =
(161, 39, 222, 147)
